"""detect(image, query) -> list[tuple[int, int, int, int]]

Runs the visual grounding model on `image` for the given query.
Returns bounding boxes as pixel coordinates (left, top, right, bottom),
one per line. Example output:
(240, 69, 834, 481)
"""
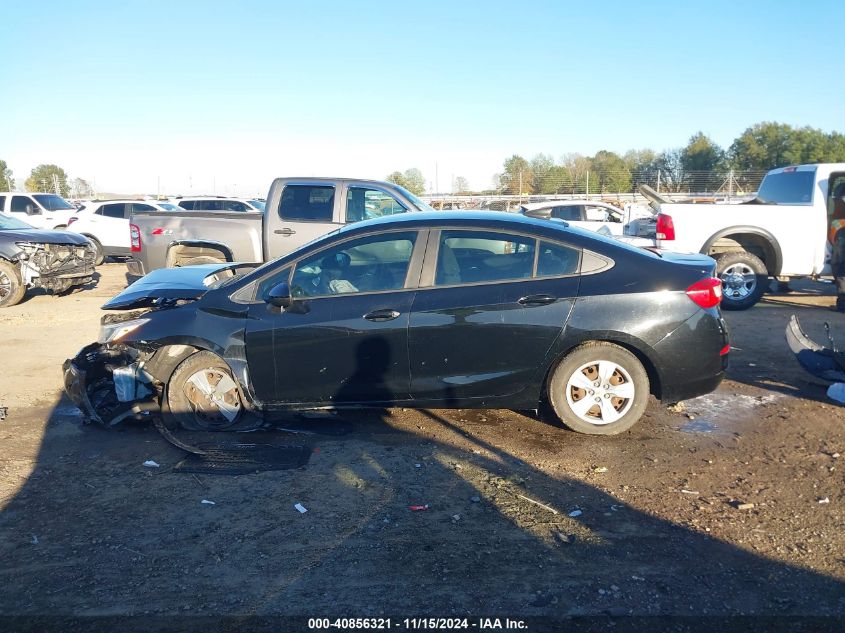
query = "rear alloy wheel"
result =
(548, 342, 649, 435)
(713, 251, 768, 311)
(165, 351, 243, 431)
(0, 260, 26, 308)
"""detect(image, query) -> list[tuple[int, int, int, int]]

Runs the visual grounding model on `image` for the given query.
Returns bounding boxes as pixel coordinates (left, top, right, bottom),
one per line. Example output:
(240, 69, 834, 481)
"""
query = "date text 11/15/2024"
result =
(308, 618, 528, 630)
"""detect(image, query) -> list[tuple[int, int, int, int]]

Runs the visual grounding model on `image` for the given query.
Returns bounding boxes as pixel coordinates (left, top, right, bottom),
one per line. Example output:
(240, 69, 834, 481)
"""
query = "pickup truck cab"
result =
(0, 192, 78, 230)
(128, 178, 433, 276)
(653, 163, 845, 310)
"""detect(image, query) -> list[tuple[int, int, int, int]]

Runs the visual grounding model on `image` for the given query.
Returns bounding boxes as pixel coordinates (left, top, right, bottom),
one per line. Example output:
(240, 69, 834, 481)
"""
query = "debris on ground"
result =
(681, 489, 699, 495)
(451, 514, 461, 522)
(592, 466, 608, 473)
(142, 460, 160, 468)
(515, 493, 559, 515)
(568, 509, 583, 518)
(0, 407, 7, 421)
(200, 499, 216, 505)
(827, 383, 845, 405)
(30, 534, 38, 545)
(732, 501, 755, 510)
(554, 532, 576, 545)
(409, 504, 429, 511)
(667, 402, 685, 413)
(470, 495, 481, 503)
(818, 497, 830, 504)
(294, 503, 308, 513)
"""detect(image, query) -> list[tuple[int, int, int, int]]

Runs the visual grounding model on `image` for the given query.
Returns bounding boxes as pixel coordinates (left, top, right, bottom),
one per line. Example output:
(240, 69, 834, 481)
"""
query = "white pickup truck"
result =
(652, 163, 845, 310)
(0, 192, 78, 230)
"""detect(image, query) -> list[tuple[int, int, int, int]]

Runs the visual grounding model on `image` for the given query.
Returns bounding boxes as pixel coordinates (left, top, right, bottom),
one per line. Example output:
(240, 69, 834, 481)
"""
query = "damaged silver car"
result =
(0, 214, 96, 307)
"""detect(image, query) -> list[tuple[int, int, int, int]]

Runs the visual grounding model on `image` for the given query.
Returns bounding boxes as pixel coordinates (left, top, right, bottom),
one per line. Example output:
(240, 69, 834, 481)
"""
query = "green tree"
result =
(0, 159, 13, 190)
(71, 177, 94, 198)
(500, 155, 532, 194)
(590, 150, 631, 193)
(386, 168, 426, 195)
(623, 149, 660, 188)
(529, 153, 554, 194)
(729, 122, 793, 170)
(561, 153, 591, 194)
(682, 132, 725, 172)
(655, 148, 687, 192)
(25, 164, 70, 197)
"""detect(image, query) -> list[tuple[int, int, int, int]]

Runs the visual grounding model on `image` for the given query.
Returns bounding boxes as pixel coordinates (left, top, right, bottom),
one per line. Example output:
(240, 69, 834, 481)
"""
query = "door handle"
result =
(274, 228, 296, 236)
(518, 294, 557, 306)
(363, 309, 401, 322)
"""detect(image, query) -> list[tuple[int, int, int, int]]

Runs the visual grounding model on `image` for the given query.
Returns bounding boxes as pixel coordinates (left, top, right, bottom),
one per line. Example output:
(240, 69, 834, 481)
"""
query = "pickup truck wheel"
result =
(164, 351, 243, 431)
(547, 342, 649, 435)
(0, 260, 26, 308)
(713, 251, 768, 311)
(177, 256, 224, 267)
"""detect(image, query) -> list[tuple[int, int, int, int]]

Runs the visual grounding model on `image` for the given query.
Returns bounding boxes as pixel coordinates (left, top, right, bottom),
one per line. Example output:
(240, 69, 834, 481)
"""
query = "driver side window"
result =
(289, 231, 418, 298)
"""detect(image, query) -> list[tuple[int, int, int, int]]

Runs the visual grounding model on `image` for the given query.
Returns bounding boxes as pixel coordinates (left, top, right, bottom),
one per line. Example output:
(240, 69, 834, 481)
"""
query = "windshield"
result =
(33, 194, 75, 211)
(756, 169, 815, 205)
(0, 214, 35, 230)
(395, 186, 436, 213)
(248, 199, 266, 211)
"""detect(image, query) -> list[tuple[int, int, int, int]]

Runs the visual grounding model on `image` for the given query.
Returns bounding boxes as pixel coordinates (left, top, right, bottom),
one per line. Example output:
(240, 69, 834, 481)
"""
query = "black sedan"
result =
(64, 211, 728, 435)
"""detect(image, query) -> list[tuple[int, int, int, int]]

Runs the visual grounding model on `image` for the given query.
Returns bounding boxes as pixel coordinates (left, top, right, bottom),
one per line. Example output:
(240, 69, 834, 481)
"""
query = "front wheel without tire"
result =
(164, 351, 243, 431)
(548, 342, 649, 435)
(0, 260, 26, 308)
(713, 251, 768, 311)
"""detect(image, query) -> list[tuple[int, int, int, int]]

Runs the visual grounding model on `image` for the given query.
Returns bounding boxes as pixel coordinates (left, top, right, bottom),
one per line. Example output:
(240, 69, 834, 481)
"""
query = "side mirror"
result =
(25, 204, 41, 215)
(266, 282, 292, 309)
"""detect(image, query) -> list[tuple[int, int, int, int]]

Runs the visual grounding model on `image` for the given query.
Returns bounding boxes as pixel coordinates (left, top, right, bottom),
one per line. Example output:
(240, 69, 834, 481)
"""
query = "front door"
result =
(268, 183, 343, 259)
(409, 230, 581, 402)
(245, 229, 423, 407)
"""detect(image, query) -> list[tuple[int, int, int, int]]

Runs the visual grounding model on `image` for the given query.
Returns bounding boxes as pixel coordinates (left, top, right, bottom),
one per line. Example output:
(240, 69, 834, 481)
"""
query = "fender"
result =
(165, 239, 234, 266)
(700, 225, 783, 275)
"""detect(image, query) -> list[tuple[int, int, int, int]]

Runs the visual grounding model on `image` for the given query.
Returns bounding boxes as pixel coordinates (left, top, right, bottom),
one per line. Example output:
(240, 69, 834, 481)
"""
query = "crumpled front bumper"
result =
(63, 342, 160, 426)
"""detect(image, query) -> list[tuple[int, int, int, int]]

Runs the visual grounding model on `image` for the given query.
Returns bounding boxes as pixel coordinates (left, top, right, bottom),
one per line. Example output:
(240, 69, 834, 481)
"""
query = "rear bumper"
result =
(654, 310, 729, 402)
(126, 258, 146, 277)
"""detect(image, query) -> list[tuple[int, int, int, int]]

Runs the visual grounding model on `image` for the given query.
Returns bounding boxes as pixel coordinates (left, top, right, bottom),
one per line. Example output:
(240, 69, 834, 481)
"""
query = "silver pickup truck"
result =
(127, 178, 433, 276)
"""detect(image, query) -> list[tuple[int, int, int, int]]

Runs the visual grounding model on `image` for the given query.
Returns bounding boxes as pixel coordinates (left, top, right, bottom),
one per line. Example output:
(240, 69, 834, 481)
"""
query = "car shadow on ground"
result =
(1, 386, 844, 631)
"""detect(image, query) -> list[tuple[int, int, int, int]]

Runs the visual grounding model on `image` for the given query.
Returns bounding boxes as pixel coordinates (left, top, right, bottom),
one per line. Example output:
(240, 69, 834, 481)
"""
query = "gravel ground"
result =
(0, 264, 844, 628)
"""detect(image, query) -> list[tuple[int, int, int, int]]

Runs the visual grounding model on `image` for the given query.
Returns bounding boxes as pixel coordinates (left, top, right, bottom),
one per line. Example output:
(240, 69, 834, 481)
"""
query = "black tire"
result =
(177, 255, 225, 267)
(713, 251, 768, 311)
(0, 260, 26, 308)
(86, 237, 105, 266)
(547, 342, 649, 435)
(164, 351, 243, 431)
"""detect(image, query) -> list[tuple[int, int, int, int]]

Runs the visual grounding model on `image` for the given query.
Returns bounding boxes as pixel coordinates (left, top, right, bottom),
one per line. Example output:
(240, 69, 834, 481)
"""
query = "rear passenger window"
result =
(177, 200, 195, 210)
(99, 203, 127, 219)
(435, 230, 535, 286)
(223, 200, 248, 212)
(537, 241, 580, 277)
(280, 185, 335, 222)
(552, 206, 582, 221)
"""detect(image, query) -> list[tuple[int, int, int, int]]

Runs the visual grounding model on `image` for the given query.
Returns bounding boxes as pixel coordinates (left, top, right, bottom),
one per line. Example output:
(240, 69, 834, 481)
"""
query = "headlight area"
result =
(15, 241, 96, 292)
(99, 316, 151, 344)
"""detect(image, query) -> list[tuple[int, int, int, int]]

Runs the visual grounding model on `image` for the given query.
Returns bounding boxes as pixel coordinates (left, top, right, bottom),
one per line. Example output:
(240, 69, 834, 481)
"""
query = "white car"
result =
(170, 196, 265, 212)
(0, 192, 78, 230)
(519, 200, 655, 245)
(67, 199, 180, 265)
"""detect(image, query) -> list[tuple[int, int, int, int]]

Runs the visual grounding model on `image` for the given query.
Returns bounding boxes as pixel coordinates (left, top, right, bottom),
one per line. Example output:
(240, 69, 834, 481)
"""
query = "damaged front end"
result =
(63, 334, 160, 427)
(17, 241, 96, 293)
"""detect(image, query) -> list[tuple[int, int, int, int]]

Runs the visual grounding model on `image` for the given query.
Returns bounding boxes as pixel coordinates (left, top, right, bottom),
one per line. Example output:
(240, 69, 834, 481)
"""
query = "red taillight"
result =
(719, 344, 730, 356)
(656, 212, 675, 241)
(130, 223, 142, 252)
(67, 216, 78, 225)
(686, 277, 722, 309)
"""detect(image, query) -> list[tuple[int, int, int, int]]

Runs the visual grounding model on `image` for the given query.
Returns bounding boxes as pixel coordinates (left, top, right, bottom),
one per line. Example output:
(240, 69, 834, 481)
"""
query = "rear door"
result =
(94, 203, 130, 248)
(266, 183, 342, 259)
(408, 229, 581, 402)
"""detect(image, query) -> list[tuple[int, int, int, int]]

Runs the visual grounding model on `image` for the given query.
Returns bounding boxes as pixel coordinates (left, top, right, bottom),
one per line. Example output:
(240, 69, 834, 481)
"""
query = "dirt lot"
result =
(1, 264, 844, 627)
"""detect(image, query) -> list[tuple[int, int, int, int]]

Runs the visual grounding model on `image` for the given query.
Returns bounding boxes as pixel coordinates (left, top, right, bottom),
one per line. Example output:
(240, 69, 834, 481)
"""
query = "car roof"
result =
(338, 210, 566, 235)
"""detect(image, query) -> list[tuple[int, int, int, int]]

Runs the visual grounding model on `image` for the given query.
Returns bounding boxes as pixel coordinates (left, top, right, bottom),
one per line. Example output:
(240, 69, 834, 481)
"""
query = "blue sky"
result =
(2, 0, 843, 195)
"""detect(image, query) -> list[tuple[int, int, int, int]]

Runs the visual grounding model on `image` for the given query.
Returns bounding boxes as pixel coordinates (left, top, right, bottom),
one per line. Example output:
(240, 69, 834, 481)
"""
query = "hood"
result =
(1, 228, 92, 246)
(638, 184, 671, 210)
(102, 263, 236, 310)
